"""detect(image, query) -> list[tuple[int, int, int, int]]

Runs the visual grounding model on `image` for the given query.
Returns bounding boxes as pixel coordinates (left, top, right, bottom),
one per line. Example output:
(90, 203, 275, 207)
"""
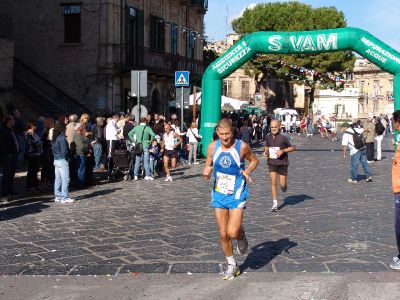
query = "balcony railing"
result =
(0, 14, 12, 39)
(190, 0, 208, 11)
(180, 0, 208, 12)
(111, 44, 204, 76)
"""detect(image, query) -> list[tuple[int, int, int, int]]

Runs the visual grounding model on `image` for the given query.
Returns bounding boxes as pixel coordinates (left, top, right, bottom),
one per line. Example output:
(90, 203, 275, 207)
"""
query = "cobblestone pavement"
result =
(0, 134, 398, 275)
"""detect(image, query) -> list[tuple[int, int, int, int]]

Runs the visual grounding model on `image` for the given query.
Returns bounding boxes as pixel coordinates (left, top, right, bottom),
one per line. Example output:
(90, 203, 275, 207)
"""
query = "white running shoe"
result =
(223, 263, 240, 280)
(54, 197, 62, 202)
(61, 198, 74, 203)
(193, 162, 199, 165)
(270, 202, 278, 212)
(164, 176, 173, 182)
(134, 176, 138, 181)
(390, 256, 400, 270)
(237, 230, 248, 256)
(144, 176, 154, 181)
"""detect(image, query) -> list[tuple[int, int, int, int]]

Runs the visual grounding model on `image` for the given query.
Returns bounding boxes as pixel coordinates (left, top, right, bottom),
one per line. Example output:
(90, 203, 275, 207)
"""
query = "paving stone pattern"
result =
(0, 134, 397, 275)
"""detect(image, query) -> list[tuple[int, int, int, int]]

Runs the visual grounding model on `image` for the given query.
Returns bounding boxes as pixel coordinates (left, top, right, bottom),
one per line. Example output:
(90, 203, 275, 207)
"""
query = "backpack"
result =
(350, 127, 365, 149)
(375, 121, 385, 135)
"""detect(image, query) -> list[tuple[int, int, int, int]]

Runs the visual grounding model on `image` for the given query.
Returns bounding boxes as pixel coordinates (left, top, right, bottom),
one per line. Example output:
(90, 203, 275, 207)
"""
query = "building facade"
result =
(312, 87, 360, 119)
(303, 58, 395, 119)
(352, 57, 394, 118)
(0, 0, 207, 116)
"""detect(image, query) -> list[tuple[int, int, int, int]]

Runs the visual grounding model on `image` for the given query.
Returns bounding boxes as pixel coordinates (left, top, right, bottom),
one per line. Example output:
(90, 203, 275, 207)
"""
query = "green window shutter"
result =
(136, 9, 144, 47)
(159, 21, 165, 52)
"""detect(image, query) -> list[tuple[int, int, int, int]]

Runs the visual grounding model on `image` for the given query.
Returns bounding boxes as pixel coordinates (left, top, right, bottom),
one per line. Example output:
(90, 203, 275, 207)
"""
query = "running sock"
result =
(226, 255, 236, 265)
(273, 199, 278, 205)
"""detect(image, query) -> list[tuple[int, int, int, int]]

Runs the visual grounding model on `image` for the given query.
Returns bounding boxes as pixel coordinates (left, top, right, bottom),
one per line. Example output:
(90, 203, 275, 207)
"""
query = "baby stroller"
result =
(109, 140, 130, 182)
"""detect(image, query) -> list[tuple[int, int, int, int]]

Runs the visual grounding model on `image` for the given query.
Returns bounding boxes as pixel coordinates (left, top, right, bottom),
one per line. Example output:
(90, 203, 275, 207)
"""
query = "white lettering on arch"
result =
(290, 33, 338, 52)
(301, 35, 317, 51)
(317, 33, 338, 51)
(290, 35, 304, 51)
(268, 35, 282, 51)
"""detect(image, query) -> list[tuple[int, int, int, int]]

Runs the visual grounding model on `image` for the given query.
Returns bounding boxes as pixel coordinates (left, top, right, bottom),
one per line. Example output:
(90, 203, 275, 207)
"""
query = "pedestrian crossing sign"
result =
(175, 71, 190, 87)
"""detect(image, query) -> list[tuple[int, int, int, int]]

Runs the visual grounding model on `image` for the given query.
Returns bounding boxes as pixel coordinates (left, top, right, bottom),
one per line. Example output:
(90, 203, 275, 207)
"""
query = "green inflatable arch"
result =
(200, 27, 400, 156)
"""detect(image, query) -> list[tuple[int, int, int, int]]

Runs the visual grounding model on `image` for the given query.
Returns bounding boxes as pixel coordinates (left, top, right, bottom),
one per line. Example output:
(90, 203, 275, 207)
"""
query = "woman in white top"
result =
(162, 123, 183, 181)
(186, 122, 202, 165)
(328, 117, 338, 141)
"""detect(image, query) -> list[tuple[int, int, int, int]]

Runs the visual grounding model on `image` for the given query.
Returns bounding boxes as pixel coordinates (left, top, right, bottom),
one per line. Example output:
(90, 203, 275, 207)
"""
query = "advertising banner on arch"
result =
(200, 27, 400, 157)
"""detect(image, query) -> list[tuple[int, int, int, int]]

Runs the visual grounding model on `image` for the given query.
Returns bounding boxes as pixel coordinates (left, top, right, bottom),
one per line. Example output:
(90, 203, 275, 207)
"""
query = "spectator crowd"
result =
(0, 108, 204, 203)
(0, 105, 394, 204)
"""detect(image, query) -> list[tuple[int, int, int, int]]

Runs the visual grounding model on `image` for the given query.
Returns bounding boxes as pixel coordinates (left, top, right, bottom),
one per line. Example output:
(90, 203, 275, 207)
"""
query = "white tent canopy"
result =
(189, 92, 202, 105)
(189, 92, 247, 109)
(169, 92, 247, 109)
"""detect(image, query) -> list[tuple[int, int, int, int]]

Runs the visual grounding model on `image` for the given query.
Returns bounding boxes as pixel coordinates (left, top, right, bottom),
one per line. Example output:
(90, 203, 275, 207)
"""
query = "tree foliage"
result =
(231, 2, 356, 108)
(203, 45, 219, 70)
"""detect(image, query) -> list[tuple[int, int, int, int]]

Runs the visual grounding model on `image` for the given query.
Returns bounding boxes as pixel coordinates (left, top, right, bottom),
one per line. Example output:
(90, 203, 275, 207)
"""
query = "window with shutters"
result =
(373, 80, 380, 98)
(186, 32, 196, 59)
(241, 81, 250, 100)
(126, 6, 137, 66)
(150, 15, 165, 52)
(223, 81, 232, 97)
(63, 5, 81, 43)
(373, 101, 379, 113)
(170, 23, 178, 55)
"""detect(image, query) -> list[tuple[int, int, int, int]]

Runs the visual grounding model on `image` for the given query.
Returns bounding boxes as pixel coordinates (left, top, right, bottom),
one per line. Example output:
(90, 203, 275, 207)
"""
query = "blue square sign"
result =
(175, 71, 190, 87)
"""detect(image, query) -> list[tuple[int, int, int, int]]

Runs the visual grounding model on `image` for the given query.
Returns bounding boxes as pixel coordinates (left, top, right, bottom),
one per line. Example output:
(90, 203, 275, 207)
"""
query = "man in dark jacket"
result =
(13, 109, 26, 168)
(0, 115, 19, 200)
(91, 117, 106, 171)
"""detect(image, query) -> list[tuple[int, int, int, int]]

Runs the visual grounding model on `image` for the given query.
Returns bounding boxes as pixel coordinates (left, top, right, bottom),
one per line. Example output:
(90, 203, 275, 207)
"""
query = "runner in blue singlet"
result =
(203, 118, 258, 280)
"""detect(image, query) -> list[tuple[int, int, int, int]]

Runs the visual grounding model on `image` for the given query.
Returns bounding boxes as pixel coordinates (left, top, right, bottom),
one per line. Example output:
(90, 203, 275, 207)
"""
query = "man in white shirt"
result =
(105, 114, 120, 175)
(284, 113, 291, 133)
(342, 122, 372, 183)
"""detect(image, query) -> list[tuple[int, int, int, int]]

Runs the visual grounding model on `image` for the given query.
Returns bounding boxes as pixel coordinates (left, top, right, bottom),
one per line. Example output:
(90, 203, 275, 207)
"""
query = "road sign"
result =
(175, 87, 190, 108)
(131, 70, 147, 97)
(175, 71, 190, 87)
(131, 104, 148, 122)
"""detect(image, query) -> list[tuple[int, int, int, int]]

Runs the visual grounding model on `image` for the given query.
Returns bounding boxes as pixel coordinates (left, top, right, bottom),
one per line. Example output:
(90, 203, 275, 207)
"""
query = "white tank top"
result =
(163, 131, 177, 150)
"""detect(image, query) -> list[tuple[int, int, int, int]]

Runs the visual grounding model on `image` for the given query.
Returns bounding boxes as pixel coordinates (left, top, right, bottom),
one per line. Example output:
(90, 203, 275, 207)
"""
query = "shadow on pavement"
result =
(74, 188, 123, 201)
(295, 149, 341, 152)
(240, 238, 298, 272)
(0, 202, 51, 221)
(0, 196, 53, 209)
(278, 194, 314, 211)
(178, 174, 202, 180)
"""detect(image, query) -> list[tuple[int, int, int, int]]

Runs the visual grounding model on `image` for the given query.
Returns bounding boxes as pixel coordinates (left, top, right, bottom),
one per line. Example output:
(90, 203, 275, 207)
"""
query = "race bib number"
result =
(269, 147, 280, 159)
(215, 172, 236, 195)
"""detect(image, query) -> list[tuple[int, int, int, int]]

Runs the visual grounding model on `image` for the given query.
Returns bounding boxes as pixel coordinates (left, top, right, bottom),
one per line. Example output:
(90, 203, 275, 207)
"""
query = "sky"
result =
(204, 0, 400, 50)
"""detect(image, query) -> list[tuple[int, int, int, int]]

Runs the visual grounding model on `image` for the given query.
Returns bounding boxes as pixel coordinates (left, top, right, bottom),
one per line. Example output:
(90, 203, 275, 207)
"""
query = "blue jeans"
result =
(54, 159, 70, 199)
(307, 124, 314, 134)
(134, 147, 150, 177)
(75, 155, 86, 186)
(93, 143, 102, 169)
(351, 148, 372, 180)
(149, 158, 157, 174)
